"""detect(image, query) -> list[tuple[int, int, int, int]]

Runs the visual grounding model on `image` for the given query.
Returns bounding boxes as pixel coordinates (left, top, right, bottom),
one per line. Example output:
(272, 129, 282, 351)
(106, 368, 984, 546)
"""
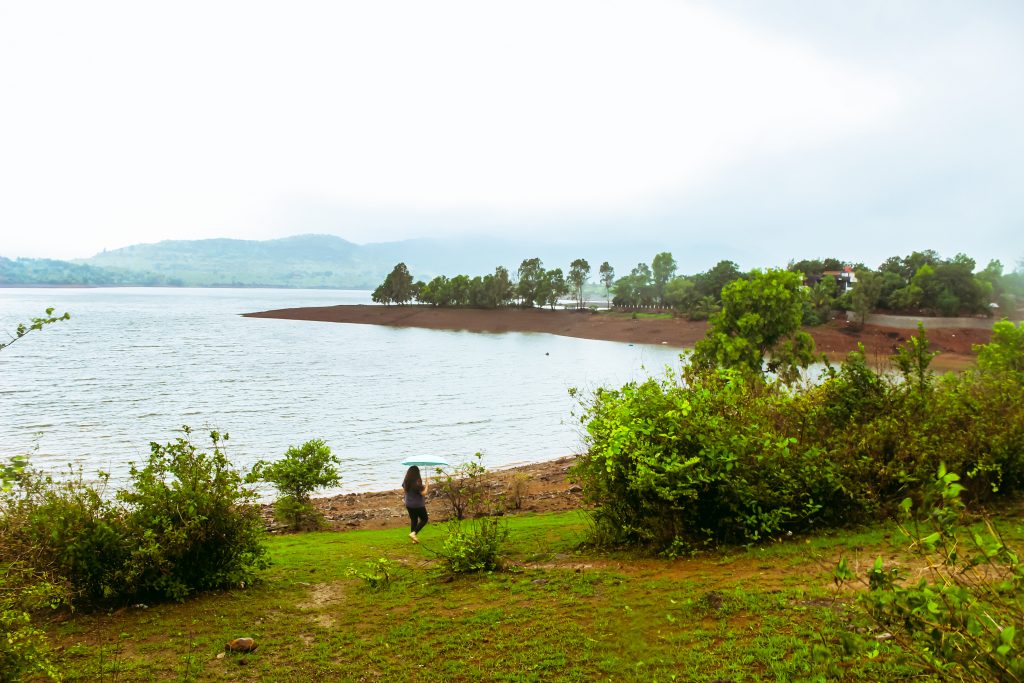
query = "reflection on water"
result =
(0, 288, 683, 494)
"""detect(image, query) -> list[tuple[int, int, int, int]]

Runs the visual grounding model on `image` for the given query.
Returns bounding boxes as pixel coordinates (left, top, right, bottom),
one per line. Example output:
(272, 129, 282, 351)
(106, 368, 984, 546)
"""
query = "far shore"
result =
(243, 304, 992, 369)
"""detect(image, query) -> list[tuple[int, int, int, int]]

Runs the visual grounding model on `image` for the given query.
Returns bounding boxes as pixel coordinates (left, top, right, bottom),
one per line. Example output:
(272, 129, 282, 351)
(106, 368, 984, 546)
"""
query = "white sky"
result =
(1, 0, 1022, 270)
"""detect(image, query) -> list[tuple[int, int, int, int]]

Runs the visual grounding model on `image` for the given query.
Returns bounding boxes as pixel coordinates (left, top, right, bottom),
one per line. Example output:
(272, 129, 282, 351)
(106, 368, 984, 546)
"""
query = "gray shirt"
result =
(404, 483, 426, 508)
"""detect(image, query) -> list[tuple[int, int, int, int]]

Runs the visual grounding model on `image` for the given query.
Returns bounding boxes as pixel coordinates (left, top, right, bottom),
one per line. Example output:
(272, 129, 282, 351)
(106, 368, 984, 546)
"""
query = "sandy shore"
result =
(243, 304, 992, 368)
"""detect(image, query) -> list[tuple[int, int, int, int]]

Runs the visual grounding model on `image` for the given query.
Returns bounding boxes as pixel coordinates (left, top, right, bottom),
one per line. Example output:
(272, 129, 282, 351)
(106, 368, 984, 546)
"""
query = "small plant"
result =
(346, 557, 395, 591)
(835, 464, 1024, 681)
(435, 453, 488, 520)
(434, 454, 510, 572)
(507, 472, 530, 511)
(440, 517, 509, 574)
(249, 439, 341, 531)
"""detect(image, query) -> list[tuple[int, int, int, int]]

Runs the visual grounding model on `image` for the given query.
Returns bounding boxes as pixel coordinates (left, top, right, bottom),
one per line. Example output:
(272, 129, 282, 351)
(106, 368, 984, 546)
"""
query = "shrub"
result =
(250, 439, 341, 531)
(573, 324, 1024, 552)
(439, 517, 509, 573)
(1, 465, 127, 605)
(0, 512, 67, 682)
(117, 428, 269, 601)
(346, 557, 395, 591)
(433, 454, 510, 572)
(836, 465, 1024, 681)
(435, 453, 488, 520)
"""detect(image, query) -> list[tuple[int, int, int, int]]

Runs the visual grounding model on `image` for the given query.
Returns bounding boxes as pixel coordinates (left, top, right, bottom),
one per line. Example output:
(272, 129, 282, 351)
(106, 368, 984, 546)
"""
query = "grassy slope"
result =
(43, 510, 997, 682)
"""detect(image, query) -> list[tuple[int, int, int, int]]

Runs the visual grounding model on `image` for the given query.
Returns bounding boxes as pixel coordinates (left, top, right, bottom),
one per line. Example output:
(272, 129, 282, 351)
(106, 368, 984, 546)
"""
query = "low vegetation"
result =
(248, 439, 341, 531)
(4, 287, 1024, 680)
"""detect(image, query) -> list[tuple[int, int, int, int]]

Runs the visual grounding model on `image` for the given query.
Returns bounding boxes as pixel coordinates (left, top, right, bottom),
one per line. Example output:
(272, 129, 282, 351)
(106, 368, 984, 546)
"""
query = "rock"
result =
(226, 637, 257, 653)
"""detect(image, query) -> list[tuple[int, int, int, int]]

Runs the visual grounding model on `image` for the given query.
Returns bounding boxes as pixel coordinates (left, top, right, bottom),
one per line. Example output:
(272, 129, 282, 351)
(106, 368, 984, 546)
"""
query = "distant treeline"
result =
(373, 250, 1024, 323)
(0, 256, 183, 287)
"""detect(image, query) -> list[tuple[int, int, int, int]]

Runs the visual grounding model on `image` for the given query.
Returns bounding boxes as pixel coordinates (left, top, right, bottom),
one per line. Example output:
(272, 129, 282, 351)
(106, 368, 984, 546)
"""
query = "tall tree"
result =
(539, 268, 568, 309)
(567, 258, 591, 309)
(372, 262, 415, 305)
(851, 270, 883, 328)
(651, 252, 677, 306)
(517, 258, 544, 307)
(692, 269, 816, 383)
(599, 262, 615, 308)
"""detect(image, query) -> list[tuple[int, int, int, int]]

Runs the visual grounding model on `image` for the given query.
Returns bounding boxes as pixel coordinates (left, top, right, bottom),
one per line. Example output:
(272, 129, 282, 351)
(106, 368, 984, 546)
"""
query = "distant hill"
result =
(2, 234, 740, 288)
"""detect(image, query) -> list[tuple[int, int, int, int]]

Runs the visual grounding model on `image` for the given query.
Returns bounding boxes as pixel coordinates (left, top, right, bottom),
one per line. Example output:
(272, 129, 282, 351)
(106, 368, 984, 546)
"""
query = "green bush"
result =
(434, 454, 510, 572)
(1, 465, 127, 604)
(573, 325, 1024, 552)
(250, 439, 340, 531)
(435, 454, 488, 521)
(439, 517, 509, 573)
(117, 428, 269, 601)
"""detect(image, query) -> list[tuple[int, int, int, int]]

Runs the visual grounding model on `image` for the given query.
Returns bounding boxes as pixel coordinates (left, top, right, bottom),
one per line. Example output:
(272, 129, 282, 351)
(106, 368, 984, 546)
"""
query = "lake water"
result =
(0, 288, 684, 496)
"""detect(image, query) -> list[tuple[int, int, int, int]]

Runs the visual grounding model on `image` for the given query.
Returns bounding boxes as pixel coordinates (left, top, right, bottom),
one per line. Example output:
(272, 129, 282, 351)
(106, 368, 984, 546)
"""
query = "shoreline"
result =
(290, 456, 583, 533)
(244, 304, 992, 369)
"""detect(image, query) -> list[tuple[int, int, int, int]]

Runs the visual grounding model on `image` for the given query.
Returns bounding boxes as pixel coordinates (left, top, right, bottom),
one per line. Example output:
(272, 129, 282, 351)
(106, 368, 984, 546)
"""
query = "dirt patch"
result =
(243, 305, 992, 370)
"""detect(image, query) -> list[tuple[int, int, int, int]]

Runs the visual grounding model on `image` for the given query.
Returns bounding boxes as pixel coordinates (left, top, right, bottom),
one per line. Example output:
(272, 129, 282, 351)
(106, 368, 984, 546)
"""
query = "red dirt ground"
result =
(243, 304, 992, 369)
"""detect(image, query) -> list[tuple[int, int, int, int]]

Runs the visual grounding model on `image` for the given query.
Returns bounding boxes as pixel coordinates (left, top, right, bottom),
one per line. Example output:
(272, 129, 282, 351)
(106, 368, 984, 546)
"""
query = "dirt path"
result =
(243, 304, 993, 369)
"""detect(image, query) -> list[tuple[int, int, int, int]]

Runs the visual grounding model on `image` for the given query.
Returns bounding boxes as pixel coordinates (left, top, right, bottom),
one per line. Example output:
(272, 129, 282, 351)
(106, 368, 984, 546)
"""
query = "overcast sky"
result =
(1, 0, 1022, 271)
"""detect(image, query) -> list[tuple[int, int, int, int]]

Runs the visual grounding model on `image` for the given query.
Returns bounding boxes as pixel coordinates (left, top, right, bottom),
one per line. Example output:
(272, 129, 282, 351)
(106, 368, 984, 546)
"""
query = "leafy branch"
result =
(1, 307, 70, 352)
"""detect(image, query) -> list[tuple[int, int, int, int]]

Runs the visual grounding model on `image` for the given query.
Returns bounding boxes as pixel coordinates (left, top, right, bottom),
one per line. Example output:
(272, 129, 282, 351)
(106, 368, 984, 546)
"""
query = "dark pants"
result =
(407, 506, 428, 534)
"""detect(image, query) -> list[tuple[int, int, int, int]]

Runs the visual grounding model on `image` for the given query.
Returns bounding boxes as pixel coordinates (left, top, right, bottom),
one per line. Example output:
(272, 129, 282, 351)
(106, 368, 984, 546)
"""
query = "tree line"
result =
(372, 250, 1024, 322)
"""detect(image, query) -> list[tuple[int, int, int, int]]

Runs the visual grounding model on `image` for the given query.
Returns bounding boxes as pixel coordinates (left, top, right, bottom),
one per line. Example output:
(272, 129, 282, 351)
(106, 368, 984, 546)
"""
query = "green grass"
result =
(37, 510, 1010, 682)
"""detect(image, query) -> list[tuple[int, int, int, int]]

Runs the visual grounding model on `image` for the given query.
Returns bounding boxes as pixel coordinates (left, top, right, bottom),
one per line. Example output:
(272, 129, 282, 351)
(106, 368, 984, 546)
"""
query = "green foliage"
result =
(573, 324, 1024, 552)
(599, 261, 615, 307)
(692, 268, 816, 383)
(0, 605, 61, 682)
(0, 307, 70, 352)
(849, 269, 883, 327)
(250, 439, 341, 530)
(2, 466, 127, 604)
(976, 319, 1024, 376)
(837, 466, 1024, 681)
(572, 365, 858, 550)
(117, 428, 269, 602)
(434, 454, 510, 573)
(892, 322, 938, 393)
(372, 262, 415, 305)
(346, 557, 395, 591)
(879, 250, 993, 315)
(567, 258, 591, 309)
(440, 517, 510, 573)
(516, 257, 545, 307)
(435, 454, 489, 521)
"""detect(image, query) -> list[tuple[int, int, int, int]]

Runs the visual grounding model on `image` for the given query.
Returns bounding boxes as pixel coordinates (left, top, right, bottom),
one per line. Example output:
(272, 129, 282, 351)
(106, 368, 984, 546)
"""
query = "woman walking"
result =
(402, 465, 429, 543)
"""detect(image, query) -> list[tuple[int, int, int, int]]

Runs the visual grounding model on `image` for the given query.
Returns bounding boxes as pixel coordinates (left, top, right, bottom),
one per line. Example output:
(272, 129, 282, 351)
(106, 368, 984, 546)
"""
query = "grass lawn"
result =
(41, 509, 1014, 682)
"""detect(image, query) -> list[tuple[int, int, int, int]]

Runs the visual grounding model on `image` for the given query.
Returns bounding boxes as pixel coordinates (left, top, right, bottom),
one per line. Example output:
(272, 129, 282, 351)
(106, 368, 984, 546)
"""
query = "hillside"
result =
(2, 234, 736, 289)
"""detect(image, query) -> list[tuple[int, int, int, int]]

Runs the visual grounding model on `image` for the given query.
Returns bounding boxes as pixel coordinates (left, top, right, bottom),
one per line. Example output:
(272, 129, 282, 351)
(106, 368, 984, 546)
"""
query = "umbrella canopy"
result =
(401, 459, 449, 467)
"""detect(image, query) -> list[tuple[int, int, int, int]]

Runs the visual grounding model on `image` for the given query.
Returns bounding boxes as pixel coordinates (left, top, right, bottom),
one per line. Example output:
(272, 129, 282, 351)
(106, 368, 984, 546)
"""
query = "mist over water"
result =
(0, 288, 683, 495)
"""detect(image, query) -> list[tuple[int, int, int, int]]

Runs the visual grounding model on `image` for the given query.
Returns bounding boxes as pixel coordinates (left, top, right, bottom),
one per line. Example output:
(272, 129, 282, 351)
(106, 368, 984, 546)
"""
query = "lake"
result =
(0, 288, 684, 495)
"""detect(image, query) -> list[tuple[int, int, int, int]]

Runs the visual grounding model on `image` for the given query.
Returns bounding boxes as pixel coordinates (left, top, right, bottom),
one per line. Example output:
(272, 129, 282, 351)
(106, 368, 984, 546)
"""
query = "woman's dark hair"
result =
(403, 465, 422, 492)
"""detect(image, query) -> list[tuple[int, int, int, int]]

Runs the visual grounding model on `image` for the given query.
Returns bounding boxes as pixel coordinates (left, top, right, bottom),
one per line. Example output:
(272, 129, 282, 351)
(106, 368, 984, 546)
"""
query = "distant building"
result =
(803, 266, 856, 294)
